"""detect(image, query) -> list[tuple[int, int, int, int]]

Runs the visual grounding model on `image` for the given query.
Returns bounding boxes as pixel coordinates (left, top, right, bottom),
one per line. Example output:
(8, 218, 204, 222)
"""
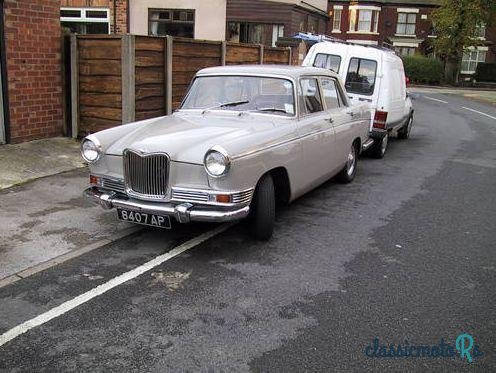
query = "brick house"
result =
(327, 0, 496, 78)
(60, 0, 128, 34)
(226, 0, 329, 46)
(0, 0, 63, 144)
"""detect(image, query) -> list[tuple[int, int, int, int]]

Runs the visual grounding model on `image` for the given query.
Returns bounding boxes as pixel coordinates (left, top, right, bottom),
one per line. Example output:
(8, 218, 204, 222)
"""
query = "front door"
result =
(294, 76, 336, 194)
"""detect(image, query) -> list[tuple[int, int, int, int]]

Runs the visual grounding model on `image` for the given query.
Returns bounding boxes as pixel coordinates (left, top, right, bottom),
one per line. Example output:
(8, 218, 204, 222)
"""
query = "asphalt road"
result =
(0, 93, 495, 372)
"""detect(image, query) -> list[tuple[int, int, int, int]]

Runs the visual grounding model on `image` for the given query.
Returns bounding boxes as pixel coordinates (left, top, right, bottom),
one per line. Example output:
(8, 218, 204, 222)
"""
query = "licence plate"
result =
(117, 209, 171, 229)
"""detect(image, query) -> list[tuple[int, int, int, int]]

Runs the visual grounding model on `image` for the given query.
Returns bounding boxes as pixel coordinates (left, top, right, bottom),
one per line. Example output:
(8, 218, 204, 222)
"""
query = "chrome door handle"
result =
(328, 117, 334, 123)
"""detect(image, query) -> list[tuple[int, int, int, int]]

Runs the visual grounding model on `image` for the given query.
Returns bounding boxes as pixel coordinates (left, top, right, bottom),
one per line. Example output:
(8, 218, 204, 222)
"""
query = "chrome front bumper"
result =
(84, 187, 250, 223)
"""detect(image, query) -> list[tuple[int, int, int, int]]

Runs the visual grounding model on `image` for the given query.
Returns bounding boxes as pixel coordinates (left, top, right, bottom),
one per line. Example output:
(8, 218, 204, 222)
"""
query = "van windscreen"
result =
(345, 58, 377, 96)
(313, 53, 341, 73)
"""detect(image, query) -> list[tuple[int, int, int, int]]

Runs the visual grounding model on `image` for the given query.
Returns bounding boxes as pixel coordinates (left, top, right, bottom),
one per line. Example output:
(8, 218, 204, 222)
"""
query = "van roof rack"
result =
(293, 32, 398, 55)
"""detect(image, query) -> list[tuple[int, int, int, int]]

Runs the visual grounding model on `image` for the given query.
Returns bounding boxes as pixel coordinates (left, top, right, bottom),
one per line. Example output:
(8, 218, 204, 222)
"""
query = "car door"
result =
(320, 76, 352, 169)
(295, 76, 336, 192)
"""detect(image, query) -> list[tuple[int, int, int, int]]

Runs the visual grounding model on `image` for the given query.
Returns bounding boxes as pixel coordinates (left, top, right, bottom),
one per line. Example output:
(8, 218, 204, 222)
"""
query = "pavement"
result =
(409, 86, 496, 106)
(0, 137, 138, 285)
(0, 91, 495, 371)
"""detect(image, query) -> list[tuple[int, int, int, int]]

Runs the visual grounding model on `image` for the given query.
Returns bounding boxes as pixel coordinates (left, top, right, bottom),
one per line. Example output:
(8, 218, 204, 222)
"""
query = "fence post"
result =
(259, 44, 264, 64)
(221, 41, 227, 66)
(287, 46, 292, 66)
(70, 34, 79, 138)
(121, 35, 135, 124)
(165, 36, 173, 115)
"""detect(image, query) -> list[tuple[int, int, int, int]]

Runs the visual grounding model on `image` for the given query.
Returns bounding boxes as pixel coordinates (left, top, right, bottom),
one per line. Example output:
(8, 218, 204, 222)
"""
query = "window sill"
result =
(394, 34, 417, 37)
(347, 31, 379, 35)
(460, 71, 475, 75)
(331, 30, 341, 33)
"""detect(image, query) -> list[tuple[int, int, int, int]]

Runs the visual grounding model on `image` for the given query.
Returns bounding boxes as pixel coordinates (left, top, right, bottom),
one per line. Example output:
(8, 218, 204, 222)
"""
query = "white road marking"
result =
(423, 96, 448, 104)
(0, 223, 232, 348)
(461, 106, 496, 121)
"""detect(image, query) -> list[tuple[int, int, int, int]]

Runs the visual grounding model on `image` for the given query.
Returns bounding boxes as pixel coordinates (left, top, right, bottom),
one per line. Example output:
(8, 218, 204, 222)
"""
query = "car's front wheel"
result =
(249, 173, 275, 241)
(398, 113, 413, 140)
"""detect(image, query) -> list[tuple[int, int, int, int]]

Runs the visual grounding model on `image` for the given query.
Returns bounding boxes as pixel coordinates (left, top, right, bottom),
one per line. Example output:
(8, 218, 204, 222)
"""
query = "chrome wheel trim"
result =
(346, 145, 356, 176)
(381, 134, 388, 155)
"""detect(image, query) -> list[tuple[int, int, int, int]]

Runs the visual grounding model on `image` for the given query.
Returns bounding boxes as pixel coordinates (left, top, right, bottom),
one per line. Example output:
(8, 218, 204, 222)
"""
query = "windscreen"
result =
(181, 76, 295, 116)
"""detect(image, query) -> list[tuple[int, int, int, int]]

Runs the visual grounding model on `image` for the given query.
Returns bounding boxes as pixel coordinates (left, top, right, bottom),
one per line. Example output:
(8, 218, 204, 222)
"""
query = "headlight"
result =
(81, 138, 102, 163)
(204, 146, 231, 177)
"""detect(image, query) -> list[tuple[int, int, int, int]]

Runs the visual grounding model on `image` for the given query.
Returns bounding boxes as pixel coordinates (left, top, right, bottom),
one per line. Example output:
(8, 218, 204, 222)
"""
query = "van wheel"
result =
(398, 114, 413, 140)
(249, 174, 275, 241)
(370, 134, 388, 159)
(337, 142, 358, 183)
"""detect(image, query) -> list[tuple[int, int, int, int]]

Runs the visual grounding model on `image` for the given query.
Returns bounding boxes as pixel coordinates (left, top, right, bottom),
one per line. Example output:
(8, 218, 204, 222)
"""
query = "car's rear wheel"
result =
(337, 142, 358, 183)
(370, 133, 388, 159)
(398, 113, 413, 140)
(249, 173, 275, 240)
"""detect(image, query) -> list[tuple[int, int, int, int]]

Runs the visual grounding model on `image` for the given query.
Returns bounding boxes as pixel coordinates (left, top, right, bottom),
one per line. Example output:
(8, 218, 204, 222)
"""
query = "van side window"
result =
(313, 53, 341, 73)
(345, 58, 377, 96)
(320, 78, 341, 109)
(300, 78, 323, 114)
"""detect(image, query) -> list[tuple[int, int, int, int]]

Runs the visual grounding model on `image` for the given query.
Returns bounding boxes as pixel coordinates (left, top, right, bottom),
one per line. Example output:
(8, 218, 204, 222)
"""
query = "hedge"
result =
(401, 55, 444, 84)
(474, 63, 496, 82)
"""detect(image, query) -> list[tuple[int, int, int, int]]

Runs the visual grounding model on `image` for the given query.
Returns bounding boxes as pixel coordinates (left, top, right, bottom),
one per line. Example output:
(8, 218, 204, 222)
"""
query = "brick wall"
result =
(61, 0, 128, 33)
(3, 0, 63, 143)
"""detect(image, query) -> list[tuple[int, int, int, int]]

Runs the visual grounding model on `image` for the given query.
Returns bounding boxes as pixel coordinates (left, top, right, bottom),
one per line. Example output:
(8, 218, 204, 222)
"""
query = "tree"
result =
(431, 0, 496, 83)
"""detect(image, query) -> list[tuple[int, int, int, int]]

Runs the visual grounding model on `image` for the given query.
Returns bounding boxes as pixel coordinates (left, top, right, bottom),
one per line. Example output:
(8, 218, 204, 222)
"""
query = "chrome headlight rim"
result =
(204, 145, 231, 178)
(80, 136, 102, 163)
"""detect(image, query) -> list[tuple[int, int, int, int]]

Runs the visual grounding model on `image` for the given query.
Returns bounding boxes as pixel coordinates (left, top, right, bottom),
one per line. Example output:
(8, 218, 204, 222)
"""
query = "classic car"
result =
(82, 65, 371, 240)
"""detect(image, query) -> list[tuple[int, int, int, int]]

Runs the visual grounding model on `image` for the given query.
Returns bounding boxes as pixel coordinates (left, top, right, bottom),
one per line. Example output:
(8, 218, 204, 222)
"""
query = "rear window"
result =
(313, 53, 341, 73)
(345, 58, 377, 96)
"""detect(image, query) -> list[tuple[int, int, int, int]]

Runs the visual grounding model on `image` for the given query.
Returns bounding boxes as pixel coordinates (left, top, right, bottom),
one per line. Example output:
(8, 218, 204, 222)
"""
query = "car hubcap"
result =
(347, 146, 356, 176)
(381, 135, 388, 154)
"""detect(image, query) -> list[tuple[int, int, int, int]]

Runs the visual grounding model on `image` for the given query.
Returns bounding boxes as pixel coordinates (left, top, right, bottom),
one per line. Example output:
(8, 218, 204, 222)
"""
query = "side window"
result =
(321, 78, 341, 109)
(300, 78, 323, 114)
(345, 57, 377, 96)
(313, 53, 341, 73)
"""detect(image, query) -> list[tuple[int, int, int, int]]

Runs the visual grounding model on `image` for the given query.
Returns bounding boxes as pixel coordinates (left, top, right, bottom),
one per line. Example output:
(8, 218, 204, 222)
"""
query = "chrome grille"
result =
(101, 177, 125, 194)
(171, 189, 209, 202)
(232, 189, 253, 204)
(123, 150, 169, 198)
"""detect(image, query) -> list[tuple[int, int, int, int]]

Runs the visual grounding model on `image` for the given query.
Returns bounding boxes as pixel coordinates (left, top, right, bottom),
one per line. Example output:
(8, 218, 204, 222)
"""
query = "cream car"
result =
(82, 65, 371, 240)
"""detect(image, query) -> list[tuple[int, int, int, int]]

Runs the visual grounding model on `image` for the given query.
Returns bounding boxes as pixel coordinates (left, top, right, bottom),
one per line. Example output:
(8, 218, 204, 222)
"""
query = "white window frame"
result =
(332, 6, 342, 32)
(461, 46, 488, 74)
(348, 6, 380, 34)
(474, 23, 486, 40)
(60, 7, 110, 34)
(396, 12, 416, 36)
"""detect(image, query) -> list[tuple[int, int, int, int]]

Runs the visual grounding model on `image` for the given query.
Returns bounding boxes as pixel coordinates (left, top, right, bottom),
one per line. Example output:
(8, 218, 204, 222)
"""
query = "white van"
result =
(303, 40, 413, 158)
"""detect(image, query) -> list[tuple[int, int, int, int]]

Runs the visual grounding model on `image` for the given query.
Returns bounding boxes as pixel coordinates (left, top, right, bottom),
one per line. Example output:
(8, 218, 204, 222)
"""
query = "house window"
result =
(349, 8, 379, 33)
(475, 23, 486, 39)
(228, 22, 284, 47)
(397, 13, 416, 35)
(60, 8, 110, 34)
(395, 46, 416, 56)
(149, 9, 195, 38)
(461, 49, 487, 74)
(333, 9, 342, 31)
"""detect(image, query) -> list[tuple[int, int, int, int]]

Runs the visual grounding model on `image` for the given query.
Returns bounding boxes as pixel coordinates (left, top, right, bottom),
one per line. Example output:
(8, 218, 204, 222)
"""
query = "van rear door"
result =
(344, 57, 379, 107)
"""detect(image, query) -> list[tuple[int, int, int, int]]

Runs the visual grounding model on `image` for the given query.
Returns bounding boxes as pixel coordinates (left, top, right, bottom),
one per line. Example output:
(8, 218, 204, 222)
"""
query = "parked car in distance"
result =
(303, 40, 414, 158)
(82, 65, 371, 240)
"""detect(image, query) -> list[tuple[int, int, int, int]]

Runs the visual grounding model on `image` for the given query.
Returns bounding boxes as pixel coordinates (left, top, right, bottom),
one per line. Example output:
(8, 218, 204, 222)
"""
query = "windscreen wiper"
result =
(251, 107, 289, 114)
(202, 100, 250, 114)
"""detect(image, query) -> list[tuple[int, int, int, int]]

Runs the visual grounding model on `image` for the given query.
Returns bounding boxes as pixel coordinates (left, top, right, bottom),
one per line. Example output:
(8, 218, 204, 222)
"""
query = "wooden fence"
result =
(70, 35, 292, 137)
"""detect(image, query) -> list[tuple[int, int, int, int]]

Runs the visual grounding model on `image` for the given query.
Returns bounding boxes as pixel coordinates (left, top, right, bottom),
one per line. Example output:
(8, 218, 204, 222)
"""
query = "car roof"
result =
(196, 65, 338, 79)
(310, 41, 401, 63)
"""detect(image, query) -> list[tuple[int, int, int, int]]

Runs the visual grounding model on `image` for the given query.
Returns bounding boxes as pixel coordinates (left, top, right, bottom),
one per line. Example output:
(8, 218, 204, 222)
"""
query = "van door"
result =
(386, 64, 406, 128)
(344, 57, 378, 107)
